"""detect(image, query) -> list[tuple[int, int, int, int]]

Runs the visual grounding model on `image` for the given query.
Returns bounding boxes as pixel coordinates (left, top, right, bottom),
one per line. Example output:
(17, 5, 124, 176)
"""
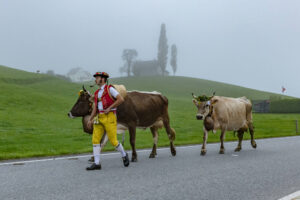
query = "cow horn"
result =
(192, 93, 197, 99)
(82, 85, 87, 92)
(209, 92, 216, 100)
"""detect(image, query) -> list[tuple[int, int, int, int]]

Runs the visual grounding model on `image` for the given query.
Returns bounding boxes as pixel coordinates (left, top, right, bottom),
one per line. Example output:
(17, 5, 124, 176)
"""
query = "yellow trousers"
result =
(92, 112, 119, 147)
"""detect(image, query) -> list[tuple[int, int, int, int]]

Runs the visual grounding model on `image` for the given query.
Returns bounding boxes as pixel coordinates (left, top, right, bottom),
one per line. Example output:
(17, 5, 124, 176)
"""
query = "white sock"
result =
(116, 143, 126, 157)
(93, 144, 101, 165)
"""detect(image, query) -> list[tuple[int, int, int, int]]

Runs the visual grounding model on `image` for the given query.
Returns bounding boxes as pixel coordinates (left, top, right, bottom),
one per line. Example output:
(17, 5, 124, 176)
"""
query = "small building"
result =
(253, 100, 270, 113)
(67, 67, 92, 82)
(132, 60, 169, 76)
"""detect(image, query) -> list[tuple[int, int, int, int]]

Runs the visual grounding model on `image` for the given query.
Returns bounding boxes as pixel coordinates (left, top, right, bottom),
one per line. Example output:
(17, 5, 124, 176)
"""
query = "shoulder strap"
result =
(107, 85, 116, 101)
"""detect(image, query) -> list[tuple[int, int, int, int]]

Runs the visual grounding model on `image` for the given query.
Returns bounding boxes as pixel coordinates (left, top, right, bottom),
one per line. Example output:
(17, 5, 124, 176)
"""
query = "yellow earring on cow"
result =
(78, 90, 84, 96)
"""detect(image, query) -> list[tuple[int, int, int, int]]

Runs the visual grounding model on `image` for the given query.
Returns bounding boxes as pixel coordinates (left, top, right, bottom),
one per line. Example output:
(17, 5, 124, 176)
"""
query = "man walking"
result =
(86, 72, 129, 170)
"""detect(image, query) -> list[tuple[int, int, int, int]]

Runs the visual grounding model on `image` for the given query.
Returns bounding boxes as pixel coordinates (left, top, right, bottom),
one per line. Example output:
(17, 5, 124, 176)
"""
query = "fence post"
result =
(296, 120, 299, 134)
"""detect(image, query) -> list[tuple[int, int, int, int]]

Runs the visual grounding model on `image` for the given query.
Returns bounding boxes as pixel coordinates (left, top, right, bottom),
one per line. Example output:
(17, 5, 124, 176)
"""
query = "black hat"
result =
(93, 72, 109, 78)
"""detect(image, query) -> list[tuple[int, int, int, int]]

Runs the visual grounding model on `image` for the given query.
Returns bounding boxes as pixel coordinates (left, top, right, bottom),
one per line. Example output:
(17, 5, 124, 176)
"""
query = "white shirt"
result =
(97, 85, 119, 111)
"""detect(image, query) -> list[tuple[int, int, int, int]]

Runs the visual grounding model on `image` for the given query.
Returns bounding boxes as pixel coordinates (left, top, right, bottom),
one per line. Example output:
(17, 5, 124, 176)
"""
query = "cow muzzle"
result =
(196, 115, 203, 120)
(68, 112, 75, 119)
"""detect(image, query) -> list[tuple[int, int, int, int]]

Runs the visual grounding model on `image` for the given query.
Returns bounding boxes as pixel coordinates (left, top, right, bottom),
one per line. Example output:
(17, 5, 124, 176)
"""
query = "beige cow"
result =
(192, 94, 257, 155)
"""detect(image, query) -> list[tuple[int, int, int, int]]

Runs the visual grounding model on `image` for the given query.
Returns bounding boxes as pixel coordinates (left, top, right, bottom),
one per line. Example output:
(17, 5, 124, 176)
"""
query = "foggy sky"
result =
(1, 0, 299, 97)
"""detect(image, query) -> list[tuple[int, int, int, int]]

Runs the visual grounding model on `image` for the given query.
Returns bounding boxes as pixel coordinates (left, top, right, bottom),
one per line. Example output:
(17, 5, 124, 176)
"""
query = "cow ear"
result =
(193, 99, 199, 107)
(211, 99, 218, 104)
(89, 95, 94, 102)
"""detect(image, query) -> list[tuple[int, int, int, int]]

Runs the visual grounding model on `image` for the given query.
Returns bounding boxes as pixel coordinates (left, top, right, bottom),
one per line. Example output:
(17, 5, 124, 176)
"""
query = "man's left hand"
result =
(104, 107, 111, 114)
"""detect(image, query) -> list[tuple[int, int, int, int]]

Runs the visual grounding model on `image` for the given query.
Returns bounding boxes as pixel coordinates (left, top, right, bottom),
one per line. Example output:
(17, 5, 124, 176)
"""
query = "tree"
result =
(170, 44, 177, 75)
(157, 23, 168, 76)
(122, 49, 138, 77)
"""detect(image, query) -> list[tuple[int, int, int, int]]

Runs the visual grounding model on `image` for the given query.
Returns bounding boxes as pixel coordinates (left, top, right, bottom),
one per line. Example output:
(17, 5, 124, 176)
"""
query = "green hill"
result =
(0, 65, 88, 159)
(109, 76, 289, 101)
(0, 65, 299, 160)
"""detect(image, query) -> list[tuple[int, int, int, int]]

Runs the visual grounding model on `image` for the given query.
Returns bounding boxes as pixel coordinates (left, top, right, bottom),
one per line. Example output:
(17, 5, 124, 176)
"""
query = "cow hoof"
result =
(251, 141, 257, 149)
(149, 153, 156, 158)
(219, 149, 225, 154)
(88, 156, 94, 163)
(234, 147, 241, 152)
(170, 145, 176, 156)
(171, 149, 176, 156)
(131, 157, 138, 162)
(200, 150, 206, 156)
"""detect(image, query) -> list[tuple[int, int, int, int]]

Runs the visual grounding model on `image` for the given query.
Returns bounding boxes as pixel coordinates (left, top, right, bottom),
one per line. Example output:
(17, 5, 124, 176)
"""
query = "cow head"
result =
(192, 92, 216, 120)
(68, 85, 93, 118)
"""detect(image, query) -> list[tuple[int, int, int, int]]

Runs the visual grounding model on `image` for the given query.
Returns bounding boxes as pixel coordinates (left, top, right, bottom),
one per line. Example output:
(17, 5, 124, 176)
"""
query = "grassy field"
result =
(0, 65, 299, 160)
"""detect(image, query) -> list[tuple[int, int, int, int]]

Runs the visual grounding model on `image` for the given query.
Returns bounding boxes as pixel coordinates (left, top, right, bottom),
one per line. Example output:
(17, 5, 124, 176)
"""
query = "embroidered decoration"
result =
(192, 92, 216, 103)
(195, 95, 211, 102)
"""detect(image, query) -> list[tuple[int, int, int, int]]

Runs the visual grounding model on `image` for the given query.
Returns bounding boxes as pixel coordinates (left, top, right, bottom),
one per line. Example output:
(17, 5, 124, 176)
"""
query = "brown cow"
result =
(68, 87, 176, 161)
(192, 93, 257, 155)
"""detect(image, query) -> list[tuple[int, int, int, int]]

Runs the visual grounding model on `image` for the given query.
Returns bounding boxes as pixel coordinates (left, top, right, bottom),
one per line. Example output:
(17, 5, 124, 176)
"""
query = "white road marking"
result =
(0, 144, 201, 166)
(278, 190, 300, 200)
(4, 136, 296, 167)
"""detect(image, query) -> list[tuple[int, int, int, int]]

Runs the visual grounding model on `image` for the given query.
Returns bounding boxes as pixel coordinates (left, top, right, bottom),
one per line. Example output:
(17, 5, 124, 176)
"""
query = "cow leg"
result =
(129, 126, 138, 162)
(219, 129, 226, 154)
(201, 128, 208, 156)
(100, 133, 109, 147)
(234, 130, 244, 152)
(249, 123, 257, 148)
(149, 127, 158, 158)
(163, 117, 176, 156)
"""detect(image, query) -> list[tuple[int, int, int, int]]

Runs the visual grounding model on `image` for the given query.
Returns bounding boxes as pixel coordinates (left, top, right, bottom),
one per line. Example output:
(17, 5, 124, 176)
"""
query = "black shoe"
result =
(88, 156, 94, 163)
(122, 153, 130, 167)
(86, 163, 101, 170)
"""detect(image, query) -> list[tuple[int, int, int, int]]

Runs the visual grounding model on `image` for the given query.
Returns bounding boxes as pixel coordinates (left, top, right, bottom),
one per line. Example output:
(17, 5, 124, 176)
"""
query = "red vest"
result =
(94, 85, 116, 113)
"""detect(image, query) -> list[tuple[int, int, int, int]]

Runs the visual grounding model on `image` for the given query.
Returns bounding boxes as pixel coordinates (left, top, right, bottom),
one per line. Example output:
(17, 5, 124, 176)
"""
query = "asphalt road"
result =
(1, 136, 300, 200)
